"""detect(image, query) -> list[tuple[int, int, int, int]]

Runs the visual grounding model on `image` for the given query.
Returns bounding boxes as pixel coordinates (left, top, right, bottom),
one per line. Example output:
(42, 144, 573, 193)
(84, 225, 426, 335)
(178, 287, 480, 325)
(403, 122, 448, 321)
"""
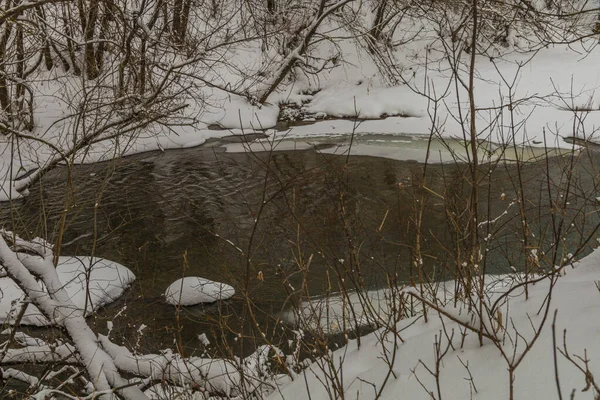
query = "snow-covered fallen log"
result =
(0, 231, 146, 399)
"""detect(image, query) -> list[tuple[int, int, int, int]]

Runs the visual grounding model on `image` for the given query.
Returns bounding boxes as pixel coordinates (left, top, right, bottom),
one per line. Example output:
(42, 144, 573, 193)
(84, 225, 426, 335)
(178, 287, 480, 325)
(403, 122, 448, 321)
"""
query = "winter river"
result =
(1, 133, 596, 357)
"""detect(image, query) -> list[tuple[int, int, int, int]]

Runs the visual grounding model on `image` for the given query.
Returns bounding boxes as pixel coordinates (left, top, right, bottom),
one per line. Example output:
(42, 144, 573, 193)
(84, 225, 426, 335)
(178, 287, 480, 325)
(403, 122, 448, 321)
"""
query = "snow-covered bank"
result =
(0, 256, 135, 326)
(281, 274, 524, 334)
(282, 40, 600, 145)
(270, 251, 600, 399)
(2, 10, 600, 201)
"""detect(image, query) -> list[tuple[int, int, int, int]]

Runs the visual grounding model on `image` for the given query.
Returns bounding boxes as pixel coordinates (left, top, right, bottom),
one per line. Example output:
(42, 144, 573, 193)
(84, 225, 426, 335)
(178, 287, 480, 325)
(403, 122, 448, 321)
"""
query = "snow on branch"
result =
(0, 231, 147, 400)
(257, 0, 355, 103)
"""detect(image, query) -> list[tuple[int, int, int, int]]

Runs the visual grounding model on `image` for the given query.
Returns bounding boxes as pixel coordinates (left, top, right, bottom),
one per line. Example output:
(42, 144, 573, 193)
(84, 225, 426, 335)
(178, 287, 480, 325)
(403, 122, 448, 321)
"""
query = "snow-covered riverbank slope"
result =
(271, 247, 600, 400)
(2, 5, 600, 201)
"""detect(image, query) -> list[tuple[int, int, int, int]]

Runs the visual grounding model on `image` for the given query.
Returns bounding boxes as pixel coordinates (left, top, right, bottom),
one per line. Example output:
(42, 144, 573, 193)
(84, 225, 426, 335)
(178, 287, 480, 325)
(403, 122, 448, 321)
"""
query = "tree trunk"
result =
(84, 0, 100, 79)
(179, 0, 191, 42)
(139, 39, 147, 94)
(75, 0, 87, 32)
(35, 6, 54, 70)
(16, 24, 24, 113)
(172, 0, 183, 42)
(95, 1, 112, 73)
(371, 0, 387, 41)
(0, 0, 14, 117)
(63, 6, 81, 75)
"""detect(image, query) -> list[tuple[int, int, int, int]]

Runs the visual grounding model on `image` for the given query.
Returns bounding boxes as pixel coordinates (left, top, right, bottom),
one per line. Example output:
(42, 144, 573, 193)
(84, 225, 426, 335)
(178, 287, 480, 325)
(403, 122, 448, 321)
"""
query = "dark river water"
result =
(2, 136, 598, 358)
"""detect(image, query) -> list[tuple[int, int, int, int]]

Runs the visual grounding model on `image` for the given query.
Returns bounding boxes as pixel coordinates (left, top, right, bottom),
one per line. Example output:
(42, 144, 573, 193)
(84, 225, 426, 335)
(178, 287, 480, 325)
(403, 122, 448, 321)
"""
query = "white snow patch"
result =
(198, 333, 210, 346)
(202, 94, 280, 130)
(282, 274, 520, 334)
(164, 277, 235, 306)
(271, 252, 600, 399)
(0, 256, 135, 326)
(304, 83, 426, 119)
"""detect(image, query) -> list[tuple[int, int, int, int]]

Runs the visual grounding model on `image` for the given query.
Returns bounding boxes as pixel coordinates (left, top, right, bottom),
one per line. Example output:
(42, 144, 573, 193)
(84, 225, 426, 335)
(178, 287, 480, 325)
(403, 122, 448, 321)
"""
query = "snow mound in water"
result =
(164, 277, 235, 306)
(0, 256, 136, 326)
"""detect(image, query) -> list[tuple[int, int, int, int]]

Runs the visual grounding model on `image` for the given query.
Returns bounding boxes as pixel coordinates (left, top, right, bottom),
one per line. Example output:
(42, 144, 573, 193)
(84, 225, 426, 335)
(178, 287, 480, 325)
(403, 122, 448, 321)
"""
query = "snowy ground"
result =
(271, 250, 600, 400)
